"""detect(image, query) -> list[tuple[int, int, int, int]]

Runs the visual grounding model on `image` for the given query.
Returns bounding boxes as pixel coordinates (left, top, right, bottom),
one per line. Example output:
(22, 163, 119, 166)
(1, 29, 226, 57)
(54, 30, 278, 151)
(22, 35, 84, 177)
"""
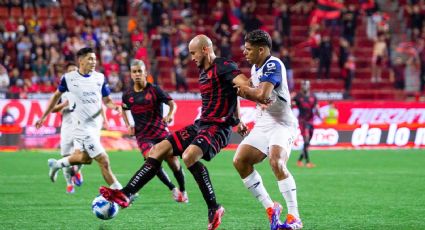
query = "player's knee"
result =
(232, 155, 244, 171)
(166, 156, 180, 171)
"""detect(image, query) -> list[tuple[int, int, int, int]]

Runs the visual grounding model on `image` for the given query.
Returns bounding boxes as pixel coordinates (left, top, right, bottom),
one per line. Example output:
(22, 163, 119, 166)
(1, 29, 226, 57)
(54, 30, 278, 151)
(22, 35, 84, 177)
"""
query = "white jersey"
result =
(250, 56, 297, 127)
(60, 92, 73, 130)
(58, 70, 110, 137)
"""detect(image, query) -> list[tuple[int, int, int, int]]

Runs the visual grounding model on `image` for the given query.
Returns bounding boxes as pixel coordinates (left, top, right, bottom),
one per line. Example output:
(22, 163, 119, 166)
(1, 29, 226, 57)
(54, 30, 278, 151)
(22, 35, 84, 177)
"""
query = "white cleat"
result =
(48, 159, 59, 182)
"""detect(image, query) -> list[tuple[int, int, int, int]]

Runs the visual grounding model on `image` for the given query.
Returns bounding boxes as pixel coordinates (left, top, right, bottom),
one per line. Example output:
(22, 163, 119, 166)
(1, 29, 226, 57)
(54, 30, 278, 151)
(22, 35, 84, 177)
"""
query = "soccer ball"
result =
(92, 194, 119, 220)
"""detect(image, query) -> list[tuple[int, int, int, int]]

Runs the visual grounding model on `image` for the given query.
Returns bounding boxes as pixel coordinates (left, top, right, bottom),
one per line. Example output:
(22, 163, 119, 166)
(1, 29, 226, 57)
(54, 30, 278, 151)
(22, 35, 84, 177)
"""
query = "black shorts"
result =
(135, 137, 164, 157)
(167, 122, 232, 161)
(299, 120, 314, 138)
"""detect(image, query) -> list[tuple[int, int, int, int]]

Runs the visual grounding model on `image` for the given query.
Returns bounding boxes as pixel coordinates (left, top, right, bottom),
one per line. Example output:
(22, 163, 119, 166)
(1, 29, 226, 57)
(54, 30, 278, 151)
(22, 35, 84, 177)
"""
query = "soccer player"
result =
(50, 62, 82, 194)
(121, 59, 188, 202)
(35, 47, 123, 190)
(99, 34, 251, 230)
(293, 80, 320, 168)
(234, 30, 303, 230)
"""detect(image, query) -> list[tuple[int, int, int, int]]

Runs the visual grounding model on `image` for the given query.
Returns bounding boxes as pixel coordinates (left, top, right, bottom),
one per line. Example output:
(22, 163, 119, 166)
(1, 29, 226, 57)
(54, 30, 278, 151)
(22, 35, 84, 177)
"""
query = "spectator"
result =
(172, 57, 188, 92)
(279, 47, 294, 92)
(317, 34, 333, 79)
(342, 55, 355, 98)
(341, 4, 358, 46)
(219, 36, 232, 59)
(404, 52, 421, 93)
(0, 64, 9, 92)
(158, 18, 174, 57)
(271, 30, 282, 55)
(392, 57, 405, 90)
(371, 34, 387, 82)
(32, 57, 49, 83)
(275, 3, 291, 46)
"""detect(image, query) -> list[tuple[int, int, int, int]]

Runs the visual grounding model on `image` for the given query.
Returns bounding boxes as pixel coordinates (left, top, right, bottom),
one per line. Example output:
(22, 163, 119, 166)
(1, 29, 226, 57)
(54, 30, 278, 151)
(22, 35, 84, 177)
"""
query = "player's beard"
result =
(197, 56, 206, 69)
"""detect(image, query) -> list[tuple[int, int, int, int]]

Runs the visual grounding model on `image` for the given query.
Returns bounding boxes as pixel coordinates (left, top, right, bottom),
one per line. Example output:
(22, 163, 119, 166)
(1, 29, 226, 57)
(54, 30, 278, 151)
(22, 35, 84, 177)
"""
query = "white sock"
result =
(243, 170, 274, 209)
(63, 166, 73, 186)
(110, 181, 123, 190)
(56, 157, 70, 168)
(278, 175, 300, 218)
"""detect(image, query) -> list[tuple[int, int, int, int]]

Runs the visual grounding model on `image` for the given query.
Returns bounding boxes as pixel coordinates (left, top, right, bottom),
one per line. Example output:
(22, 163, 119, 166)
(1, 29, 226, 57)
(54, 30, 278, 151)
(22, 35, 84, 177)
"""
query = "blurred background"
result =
(0, 0, 425, 151)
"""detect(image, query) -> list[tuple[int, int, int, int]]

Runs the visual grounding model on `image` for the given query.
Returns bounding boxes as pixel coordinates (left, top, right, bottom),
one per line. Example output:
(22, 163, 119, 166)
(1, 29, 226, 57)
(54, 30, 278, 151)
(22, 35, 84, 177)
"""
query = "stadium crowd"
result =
(0, 0, 424, 99)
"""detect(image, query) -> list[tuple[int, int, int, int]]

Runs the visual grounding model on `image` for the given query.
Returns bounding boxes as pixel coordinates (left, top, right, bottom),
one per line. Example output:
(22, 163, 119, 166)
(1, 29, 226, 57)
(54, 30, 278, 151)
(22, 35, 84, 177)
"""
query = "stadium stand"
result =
(0, 0, 423, 100)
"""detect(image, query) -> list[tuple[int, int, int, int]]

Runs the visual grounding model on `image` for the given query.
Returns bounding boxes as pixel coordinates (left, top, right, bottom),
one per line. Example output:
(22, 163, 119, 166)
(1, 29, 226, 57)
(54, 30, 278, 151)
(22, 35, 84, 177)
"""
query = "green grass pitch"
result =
(0, 149, 424, 229)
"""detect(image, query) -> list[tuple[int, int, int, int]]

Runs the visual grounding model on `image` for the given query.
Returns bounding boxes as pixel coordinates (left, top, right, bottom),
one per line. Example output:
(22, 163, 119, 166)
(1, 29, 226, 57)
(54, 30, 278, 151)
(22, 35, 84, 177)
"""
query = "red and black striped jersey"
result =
(294, 92, 318, 123)
(199, 57, 241, 126)
(122, 83, 172, 140)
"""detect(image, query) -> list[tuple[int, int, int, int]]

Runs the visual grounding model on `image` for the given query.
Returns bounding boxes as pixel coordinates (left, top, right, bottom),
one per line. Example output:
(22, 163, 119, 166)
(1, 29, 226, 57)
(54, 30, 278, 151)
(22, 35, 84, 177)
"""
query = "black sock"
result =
(188, 161, 218, 209)
(298, 149, 305, 161)
(173, 167, 186, 192)
(122, 157, 161, 197)
(156, 167, 175, 190)
(305, 148, 310, 163)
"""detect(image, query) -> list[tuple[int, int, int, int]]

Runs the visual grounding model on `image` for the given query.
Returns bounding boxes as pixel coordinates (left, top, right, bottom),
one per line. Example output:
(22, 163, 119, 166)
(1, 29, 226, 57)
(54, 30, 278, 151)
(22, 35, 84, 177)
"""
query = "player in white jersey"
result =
(50, 63, 80, 194)
(233, 30, 303, 230)
(36, 47, 123, 190)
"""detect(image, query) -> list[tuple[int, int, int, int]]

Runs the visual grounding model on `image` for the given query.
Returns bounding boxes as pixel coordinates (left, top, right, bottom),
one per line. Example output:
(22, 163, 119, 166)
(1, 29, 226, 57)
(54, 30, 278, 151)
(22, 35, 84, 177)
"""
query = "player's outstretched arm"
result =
(35, 90, 63, 129)
(51, 100, 69, 113)
(163, 100, 177, 124)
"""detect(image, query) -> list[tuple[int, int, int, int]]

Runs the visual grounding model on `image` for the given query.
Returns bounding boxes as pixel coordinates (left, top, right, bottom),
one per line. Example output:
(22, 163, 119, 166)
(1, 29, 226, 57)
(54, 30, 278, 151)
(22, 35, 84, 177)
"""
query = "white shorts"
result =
(73, 134, 105, 158)
(239, 123, 296, 157)
(60, 130, 74, 156)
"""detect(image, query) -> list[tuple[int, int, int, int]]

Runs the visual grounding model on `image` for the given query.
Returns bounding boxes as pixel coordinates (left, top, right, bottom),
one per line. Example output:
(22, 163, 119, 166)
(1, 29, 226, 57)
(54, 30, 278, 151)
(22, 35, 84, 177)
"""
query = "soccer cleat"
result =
(266, 202, 283, 230)
(296, 161, 304, 167)
(72, 171, 83, 186)
(280, 214, 303, 230)
(99, 186, 130, 208)
(48, 159, 59, 182)
(66, 185, 75, 194)
(208, 205, 225, 230)
(306, 163, 316, 168)
(177, 191, 189, 203)
(172, 187, 181, 202)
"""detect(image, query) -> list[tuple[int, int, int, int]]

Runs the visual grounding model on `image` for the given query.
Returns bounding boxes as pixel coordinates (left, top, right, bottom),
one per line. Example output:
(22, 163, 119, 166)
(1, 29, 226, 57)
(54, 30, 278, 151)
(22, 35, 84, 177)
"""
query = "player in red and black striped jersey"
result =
(121, 60, 187, 203)
(100, 35, 251, 230)
(293, 80, 321, 168)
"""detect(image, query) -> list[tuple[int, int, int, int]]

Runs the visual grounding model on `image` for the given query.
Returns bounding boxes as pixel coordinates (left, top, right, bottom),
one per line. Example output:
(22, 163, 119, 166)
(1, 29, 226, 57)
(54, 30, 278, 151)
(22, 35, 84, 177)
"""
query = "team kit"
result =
(36, 30, 308, 230)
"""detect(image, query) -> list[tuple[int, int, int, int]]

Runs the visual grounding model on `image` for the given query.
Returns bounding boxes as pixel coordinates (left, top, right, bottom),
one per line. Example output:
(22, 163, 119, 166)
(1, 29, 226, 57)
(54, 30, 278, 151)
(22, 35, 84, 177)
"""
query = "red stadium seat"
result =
(0, 7, 8, 20)
(23, 7, 36, 19)
(37, 7, 49, 19)
(48, 7, 62, 19)
(10, 7, 22, 18)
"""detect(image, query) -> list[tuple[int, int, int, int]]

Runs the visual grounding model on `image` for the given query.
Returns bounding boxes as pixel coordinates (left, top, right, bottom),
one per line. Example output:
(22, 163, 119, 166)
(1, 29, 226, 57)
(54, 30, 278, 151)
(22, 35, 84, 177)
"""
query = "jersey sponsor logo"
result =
(129, 97, 134, 103)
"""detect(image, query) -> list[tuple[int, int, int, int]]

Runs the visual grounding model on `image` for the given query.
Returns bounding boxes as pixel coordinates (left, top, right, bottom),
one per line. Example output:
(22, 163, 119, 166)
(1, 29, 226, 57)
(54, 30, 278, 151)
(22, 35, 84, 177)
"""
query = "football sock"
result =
(63, 166, 73, 186)
(156, 166, 175, 190)
(173, 167, 186, 192)
(56, 157, 70, 168)
(299, 148, 306, 162)
(121, 157, 161, 197)
(278, 175, 300, 218)
(110, 181, 123, 190)
(242, 170, 274, 209)
(188, 161, 218, 209)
